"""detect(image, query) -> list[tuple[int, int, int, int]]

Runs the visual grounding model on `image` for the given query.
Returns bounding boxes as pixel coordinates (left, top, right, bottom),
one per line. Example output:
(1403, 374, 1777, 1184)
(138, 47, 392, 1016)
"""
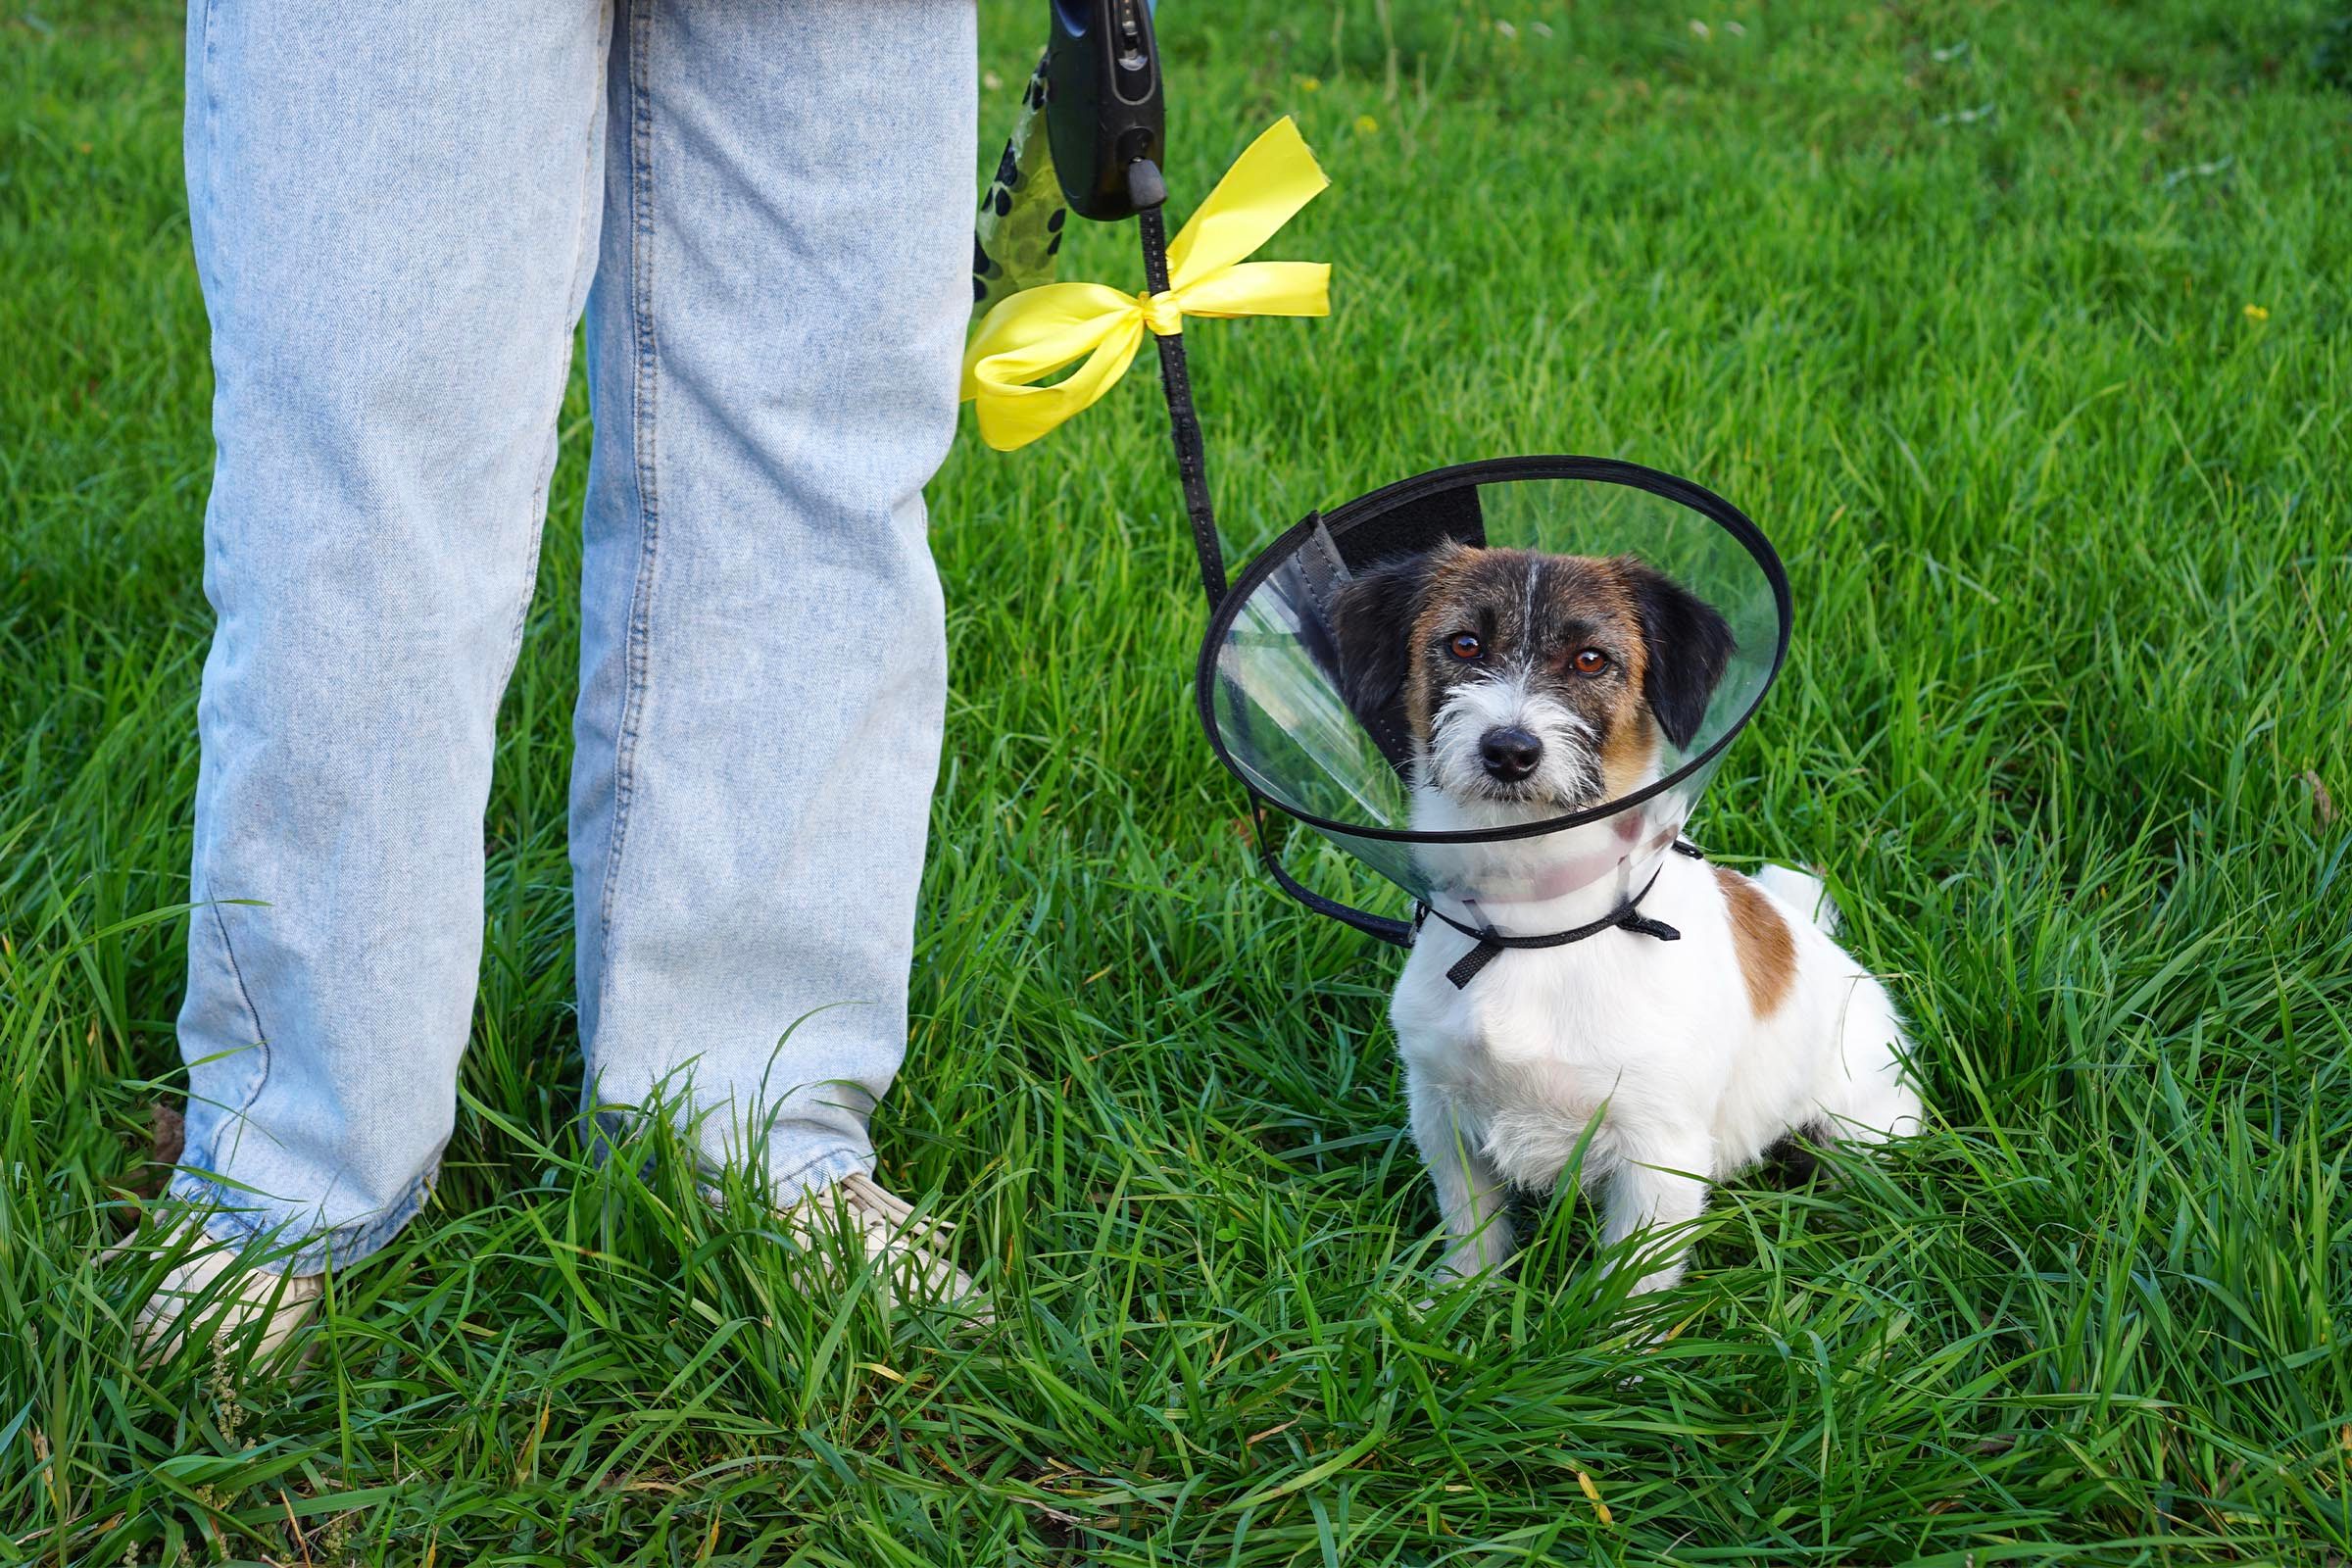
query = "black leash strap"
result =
(1414, 839, 1708, 989)
(1130, 163, 1228, 609)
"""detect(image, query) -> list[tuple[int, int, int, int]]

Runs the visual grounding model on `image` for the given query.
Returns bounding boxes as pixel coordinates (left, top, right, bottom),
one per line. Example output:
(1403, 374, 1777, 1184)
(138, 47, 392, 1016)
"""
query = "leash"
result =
(970, 5, 1230, 609)
(1413, 840, 1706, 988)
(1130, 164, 1227, 607)
(965, 11, 1781, 975)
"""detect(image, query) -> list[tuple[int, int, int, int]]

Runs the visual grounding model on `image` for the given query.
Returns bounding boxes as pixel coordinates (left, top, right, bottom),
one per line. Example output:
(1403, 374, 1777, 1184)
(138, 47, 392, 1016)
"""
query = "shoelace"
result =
(830, 1172, 954, 1246)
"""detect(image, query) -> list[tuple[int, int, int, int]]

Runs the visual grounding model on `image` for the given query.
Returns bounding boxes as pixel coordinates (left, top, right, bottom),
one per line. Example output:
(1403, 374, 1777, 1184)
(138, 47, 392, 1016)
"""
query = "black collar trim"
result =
(1412, 840, 1704, 988)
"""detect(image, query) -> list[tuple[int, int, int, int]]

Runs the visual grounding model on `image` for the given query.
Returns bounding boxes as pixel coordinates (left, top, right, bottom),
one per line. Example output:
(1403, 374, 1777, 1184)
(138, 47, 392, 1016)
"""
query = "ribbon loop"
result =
(959, 117, 1331, 452)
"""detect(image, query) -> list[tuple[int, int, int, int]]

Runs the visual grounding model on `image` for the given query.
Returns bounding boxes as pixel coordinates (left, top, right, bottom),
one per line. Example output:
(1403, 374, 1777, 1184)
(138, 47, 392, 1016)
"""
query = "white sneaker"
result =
(780, 1171, 989, 1323)
(116, 1220, 323, 1364)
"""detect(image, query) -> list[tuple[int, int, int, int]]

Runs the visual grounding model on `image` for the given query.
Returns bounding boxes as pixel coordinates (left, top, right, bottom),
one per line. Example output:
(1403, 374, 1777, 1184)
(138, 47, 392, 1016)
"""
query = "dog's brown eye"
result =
(1571, 648, 1609, 675)
(1446, 632, 1483, 662)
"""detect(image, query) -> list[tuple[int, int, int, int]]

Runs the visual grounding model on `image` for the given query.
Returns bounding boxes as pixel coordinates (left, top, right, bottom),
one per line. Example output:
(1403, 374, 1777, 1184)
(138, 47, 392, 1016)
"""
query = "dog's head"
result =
(1331, 543, 1734, 814)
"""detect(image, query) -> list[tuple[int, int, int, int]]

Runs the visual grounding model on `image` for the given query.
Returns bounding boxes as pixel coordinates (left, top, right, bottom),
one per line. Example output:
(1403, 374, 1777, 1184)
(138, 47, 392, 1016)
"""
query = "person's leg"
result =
(572, 0, 975, 1200)
(172, 0, 610, 1275)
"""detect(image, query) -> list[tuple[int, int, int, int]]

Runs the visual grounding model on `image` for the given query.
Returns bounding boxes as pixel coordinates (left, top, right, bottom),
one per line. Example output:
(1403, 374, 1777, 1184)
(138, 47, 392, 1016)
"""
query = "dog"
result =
(1331, 542, 1921, 1295)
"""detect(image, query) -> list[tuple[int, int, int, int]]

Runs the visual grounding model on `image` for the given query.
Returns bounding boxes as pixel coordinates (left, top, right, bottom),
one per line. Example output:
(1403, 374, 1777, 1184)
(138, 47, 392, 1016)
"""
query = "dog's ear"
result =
(1623, 559, 1736, 751)
(1330, 547, 1449, 722)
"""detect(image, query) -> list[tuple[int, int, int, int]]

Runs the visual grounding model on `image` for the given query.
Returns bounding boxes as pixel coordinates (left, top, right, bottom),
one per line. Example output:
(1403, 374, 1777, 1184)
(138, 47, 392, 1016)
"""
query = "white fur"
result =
(1425, 668, 1600, 808)
(1394, 836, 1922, 1296)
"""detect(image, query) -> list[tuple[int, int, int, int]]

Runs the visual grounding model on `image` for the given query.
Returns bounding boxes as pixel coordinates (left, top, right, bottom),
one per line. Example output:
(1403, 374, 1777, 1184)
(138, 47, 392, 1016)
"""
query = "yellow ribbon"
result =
(959, 117, 1331, 452)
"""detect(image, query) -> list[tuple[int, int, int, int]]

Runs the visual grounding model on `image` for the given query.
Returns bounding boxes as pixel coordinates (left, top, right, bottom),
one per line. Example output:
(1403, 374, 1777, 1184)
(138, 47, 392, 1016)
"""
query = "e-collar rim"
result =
(1192, 455, 1793, 847)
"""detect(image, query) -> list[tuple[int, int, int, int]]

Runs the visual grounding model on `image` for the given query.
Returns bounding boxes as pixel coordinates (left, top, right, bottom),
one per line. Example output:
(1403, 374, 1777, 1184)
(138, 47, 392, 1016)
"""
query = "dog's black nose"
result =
(1479, 726, 1544, 782)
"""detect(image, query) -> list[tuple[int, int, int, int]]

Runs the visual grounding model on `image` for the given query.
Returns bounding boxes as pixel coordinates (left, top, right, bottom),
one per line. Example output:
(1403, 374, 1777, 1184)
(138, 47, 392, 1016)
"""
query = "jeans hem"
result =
(166, 1161, 437, 1277)
(770, 1146, 873, 1205)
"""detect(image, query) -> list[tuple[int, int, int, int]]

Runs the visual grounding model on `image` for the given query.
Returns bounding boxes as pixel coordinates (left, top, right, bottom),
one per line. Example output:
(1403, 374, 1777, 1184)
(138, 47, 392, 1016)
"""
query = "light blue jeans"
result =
(172, 0, 977, 1272)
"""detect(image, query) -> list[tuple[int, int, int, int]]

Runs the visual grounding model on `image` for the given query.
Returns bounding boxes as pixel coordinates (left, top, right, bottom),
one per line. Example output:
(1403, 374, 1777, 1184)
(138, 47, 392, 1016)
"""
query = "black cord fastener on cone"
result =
(1411, 841, 1706, 989)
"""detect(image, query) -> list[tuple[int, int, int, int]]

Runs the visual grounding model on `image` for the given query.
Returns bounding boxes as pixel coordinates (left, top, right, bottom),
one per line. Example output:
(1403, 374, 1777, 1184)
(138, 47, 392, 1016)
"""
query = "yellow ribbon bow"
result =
(959, 117, 1331, 452)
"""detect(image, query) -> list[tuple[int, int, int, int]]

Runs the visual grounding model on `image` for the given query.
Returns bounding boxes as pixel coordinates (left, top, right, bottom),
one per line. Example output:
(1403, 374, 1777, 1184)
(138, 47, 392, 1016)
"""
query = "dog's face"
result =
(1331, 544, 1735, 813)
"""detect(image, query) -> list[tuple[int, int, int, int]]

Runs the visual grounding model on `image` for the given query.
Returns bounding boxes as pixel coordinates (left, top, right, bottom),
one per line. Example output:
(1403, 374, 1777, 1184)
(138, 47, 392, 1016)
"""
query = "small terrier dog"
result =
(1333, 542, 1921, 1294)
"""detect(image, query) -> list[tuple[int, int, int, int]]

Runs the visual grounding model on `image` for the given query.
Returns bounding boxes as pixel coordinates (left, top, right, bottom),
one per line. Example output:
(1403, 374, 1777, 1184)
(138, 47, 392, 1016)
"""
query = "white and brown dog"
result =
(1333, 543, 1921, 1295)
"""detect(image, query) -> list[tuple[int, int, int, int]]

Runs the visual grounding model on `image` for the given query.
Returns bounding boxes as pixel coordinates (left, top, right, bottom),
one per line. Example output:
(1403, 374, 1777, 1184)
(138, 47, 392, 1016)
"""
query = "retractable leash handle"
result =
(1044, 0, 1228, 607)
(1045, 0, 1164, 221)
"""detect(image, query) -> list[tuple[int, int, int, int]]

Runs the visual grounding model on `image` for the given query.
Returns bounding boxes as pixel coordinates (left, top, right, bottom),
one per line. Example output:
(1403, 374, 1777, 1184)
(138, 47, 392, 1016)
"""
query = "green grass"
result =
(5, 0, 2350, 1560)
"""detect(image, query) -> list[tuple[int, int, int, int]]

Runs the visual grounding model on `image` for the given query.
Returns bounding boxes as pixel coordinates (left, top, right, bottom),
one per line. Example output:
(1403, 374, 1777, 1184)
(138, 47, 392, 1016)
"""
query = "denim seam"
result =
(189, 0, 220, 275)
(185, 0, 264, 1181)
(168, 1157, 437, 1276)
(499, 470, 555, 694)
(595, 0, 662, 960)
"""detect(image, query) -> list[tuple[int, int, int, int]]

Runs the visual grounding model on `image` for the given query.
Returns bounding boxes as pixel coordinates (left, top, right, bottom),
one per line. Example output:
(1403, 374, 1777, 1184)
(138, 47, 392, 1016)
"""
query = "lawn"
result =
(5, 0, 2350, 1561)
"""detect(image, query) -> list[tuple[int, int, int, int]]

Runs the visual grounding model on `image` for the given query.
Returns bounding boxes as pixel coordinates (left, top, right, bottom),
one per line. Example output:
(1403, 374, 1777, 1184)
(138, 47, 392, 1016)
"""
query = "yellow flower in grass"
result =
(2243, 303, 2270, 320)
(1355, 113, 1380, 133)
(1295, 74, 1322, 92)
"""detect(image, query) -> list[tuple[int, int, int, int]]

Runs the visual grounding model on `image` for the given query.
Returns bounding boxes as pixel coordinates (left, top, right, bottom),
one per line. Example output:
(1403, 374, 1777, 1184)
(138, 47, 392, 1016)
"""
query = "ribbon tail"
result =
(1167, 261, 1331, 321)
(969, 315, 1146, 451)
(1163, 118, 1331, 287)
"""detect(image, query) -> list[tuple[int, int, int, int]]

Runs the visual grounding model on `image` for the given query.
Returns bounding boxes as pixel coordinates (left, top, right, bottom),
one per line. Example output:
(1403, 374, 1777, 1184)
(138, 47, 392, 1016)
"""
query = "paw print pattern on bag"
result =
(972, 59, 1069, 316)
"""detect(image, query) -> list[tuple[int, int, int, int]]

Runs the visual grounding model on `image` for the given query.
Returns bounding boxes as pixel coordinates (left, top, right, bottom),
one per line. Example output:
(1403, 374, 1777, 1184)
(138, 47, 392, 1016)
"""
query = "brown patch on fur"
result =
(1595, 704, 1658, 800)
(1400, 542, 1483, 740)
(1715, 865, 1795, 1017)
(1567, 558, 1659, 798)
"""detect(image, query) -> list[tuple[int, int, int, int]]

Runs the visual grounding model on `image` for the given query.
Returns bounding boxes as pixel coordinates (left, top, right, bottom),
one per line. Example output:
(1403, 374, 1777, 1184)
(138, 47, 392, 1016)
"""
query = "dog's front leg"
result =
(1597, 1134, 1712, 1296)
(1406, 1069, 1514, 1280)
